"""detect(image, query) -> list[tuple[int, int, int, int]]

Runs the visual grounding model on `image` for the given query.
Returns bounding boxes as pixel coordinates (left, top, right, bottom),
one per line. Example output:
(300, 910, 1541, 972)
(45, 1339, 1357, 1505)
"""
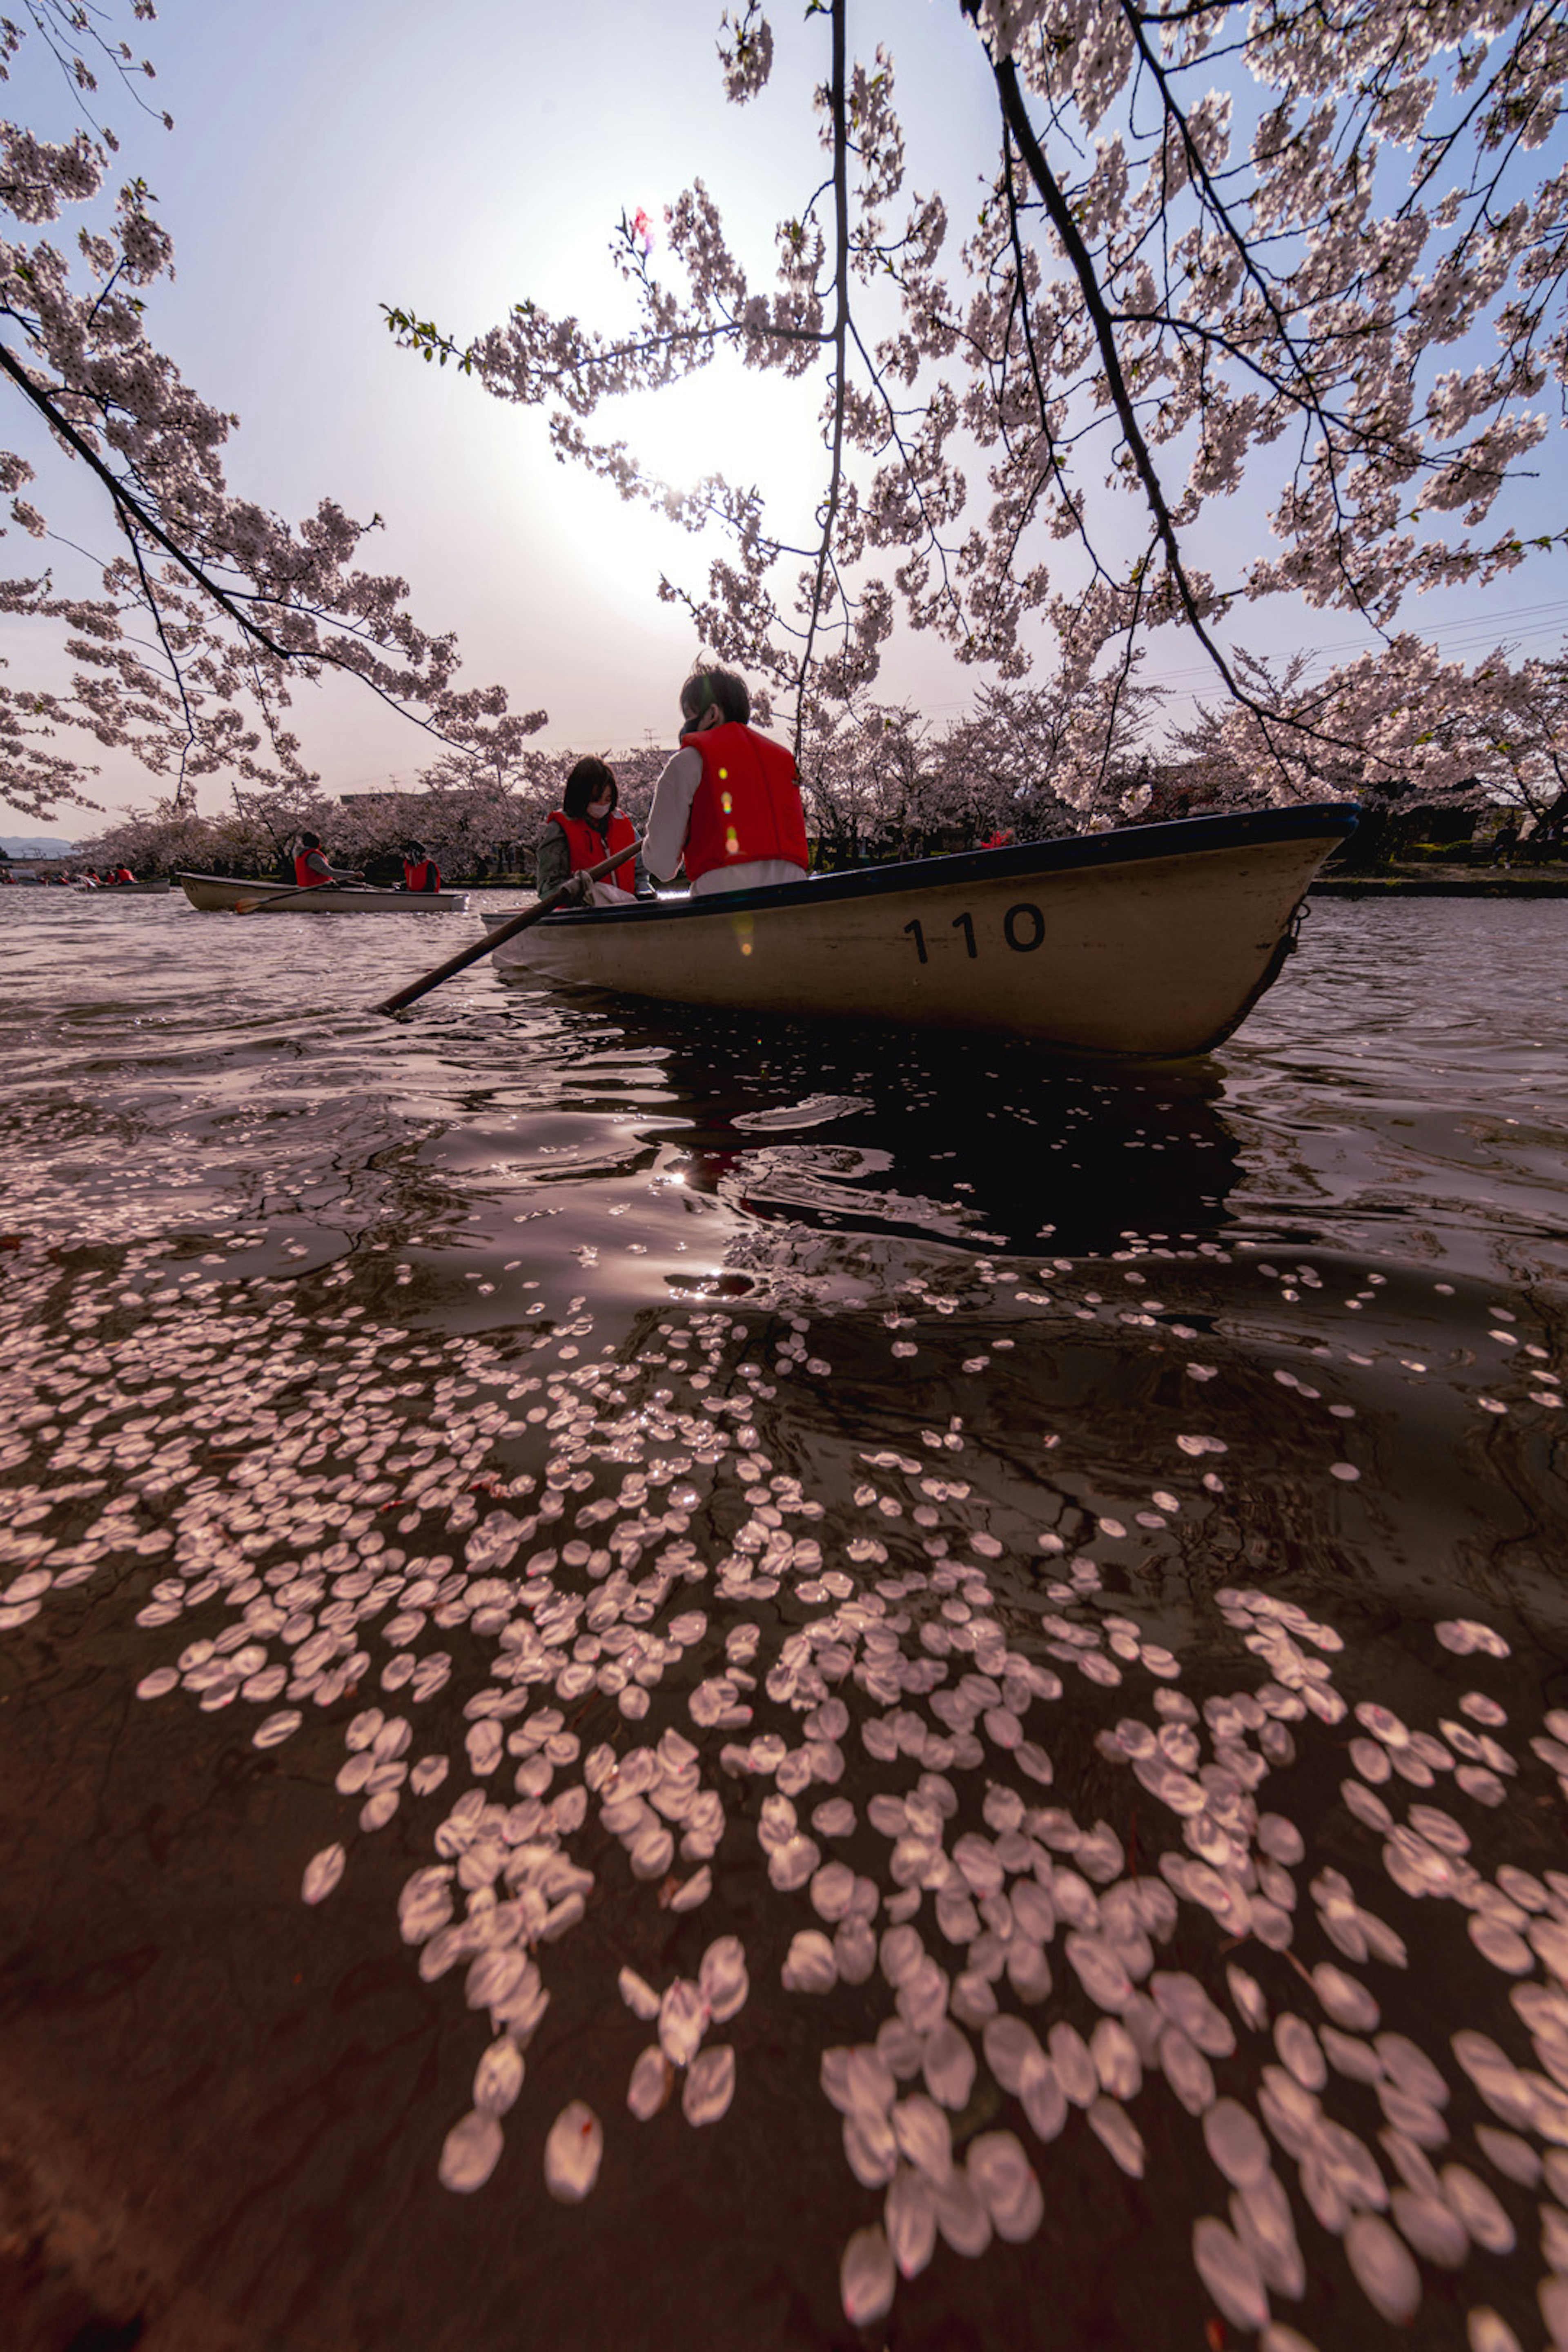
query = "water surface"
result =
(0, 891, 1565, 2352)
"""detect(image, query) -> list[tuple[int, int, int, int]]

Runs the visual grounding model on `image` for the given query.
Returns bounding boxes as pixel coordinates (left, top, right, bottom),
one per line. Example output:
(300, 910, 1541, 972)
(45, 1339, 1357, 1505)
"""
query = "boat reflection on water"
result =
(504, 988, 1248, 1264)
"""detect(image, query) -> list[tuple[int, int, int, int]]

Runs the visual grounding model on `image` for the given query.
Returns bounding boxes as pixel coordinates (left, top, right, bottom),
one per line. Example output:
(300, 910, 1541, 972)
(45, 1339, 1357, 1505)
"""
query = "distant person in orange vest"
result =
(293, 831, 363, 889)
(643, 668, 808, 896)
(401, 840, 441, 893)
(535, 757, 639, 907)
(111, 865, 135, 884)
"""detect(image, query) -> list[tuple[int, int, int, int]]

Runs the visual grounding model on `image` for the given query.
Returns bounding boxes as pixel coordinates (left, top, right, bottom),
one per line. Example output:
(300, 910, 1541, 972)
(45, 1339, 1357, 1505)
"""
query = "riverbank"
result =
(1313, 862, 1568, 897)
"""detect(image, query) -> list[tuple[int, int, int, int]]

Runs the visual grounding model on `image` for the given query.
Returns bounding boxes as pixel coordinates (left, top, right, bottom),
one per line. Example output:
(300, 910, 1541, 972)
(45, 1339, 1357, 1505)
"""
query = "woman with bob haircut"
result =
(535, 756, 639, 906)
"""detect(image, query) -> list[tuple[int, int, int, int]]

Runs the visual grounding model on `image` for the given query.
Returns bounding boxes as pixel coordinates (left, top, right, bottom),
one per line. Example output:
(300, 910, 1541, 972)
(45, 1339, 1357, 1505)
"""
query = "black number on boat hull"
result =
(902, 904, 1046, 961)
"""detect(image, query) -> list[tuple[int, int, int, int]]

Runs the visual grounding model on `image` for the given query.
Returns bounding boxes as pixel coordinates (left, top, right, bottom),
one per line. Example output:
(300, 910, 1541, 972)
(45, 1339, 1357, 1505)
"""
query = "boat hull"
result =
(488, 807, 1356, 1054)
(176, 872, 469, 913)
(77, 879, 171, 896)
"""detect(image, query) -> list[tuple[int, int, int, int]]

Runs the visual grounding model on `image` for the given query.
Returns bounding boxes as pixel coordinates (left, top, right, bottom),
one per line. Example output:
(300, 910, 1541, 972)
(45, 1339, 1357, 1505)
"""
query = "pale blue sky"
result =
(4, 0, 1564, 819)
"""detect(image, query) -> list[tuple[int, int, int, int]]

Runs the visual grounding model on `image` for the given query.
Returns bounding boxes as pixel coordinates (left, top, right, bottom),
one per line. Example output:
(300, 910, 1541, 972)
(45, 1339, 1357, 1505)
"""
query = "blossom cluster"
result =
(0, 2, 541, 823)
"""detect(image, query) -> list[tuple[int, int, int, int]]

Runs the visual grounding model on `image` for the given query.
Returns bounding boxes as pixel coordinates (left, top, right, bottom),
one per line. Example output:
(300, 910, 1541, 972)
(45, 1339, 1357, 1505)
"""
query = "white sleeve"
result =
(642, 746, 703, 884)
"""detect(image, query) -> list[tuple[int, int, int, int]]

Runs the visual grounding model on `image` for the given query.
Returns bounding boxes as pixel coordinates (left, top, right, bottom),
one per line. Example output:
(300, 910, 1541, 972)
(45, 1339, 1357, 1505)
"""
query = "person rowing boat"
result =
(535, 758, 639, 907)
(294, 831, 364, 889)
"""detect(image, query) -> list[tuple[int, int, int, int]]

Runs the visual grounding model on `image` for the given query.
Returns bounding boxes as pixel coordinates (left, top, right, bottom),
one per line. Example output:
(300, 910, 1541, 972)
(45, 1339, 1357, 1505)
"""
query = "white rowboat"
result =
(485, 806, 1357, 1054)
(176, 871, 470, 914)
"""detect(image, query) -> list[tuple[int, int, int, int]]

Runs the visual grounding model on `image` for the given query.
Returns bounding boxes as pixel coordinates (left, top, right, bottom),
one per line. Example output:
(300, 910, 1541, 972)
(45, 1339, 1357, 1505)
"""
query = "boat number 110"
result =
(902, 904, 1045, 963)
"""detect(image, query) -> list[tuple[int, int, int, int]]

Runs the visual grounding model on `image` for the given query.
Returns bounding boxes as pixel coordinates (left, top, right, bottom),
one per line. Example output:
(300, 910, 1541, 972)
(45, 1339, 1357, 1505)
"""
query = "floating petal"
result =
(301, 1843, 345, 1905)
(840, 2225, 895, 2325)
(439, 2108, 503, 2194)
(683, 2044, 735, 2126)
(543, 2100, 603, 2202)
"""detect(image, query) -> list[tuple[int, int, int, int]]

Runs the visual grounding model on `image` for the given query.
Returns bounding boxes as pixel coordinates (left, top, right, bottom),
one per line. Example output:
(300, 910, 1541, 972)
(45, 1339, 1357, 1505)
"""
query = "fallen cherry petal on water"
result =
(628, 2045, 673, 2120)
(885, 2164, 938, 2278)
(253, 1708, 301, 1748)
(619, 1966, 661, 2021)
(1466, 2309, 1523, 2352)
(439, 2108, 503, 2194)
(473, 2037, 524, 2117)
(1311, 1962, 1379, 2033)
(1390, 2186, 1466, 2268)
(983, 2014, 1045, 2094)
(543, 2101, 603, 2201)
(1192, 2215, 1269, 2333)
(1088, 2096, 1145, 2177)
(1344, 2211, 1420, 2322)
(933, 2164, 993, 2257)
(968, 2130, 1043, 2239)
(659, 1978, 706, 2067)
(923, 2020, 976, 2111)
(701, 1935, 750, 2025)
(840, 2225, 895, 2325)
(301, 1844, 345, 1905)
(683, 2044, 735, 2126)
(1227, 1964, 1270, 2033)
(1436, 1619, 1510, 1659)
(1439, 2164, 1513, 2254)
(893, 2094, 953, 2185)
(1205, 2099, 1271, 2189)
(782, 1930, 838, 1993)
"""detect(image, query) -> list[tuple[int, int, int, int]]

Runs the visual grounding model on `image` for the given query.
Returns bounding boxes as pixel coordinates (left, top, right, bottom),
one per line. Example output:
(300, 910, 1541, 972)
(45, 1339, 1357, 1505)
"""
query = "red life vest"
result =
(403, 858, 440, 893)
(679, 724, 807, 881)
(293, 849, 332, 888)
(548, 809, 637, 889)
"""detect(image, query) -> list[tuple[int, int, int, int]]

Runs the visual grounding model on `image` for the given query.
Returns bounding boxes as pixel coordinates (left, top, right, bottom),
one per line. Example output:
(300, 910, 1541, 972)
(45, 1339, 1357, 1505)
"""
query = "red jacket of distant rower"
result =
(294, 849, 332, 887)
(547, 810, 637, 889)
(678, 723, 807, 882)
(403, 857, 441, 893)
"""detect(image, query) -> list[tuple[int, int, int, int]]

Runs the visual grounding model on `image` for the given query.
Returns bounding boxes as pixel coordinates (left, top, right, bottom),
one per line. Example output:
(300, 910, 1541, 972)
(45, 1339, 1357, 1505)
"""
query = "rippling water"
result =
(0, 888, 1565, 2352)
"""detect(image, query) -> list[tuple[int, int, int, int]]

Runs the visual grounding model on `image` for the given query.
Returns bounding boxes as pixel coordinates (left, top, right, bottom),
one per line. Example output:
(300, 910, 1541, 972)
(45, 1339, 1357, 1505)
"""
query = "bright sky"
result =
(5, 0, 1566, 822)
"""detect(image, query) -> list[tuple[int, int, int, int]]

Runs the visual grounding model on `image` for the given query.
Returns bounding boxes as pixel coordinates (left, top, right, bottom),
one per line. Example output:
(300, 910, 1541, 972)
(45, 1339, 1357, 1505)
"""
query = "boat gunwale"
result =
(490, 804, 1359, 932)
(174, 869, 470, 908)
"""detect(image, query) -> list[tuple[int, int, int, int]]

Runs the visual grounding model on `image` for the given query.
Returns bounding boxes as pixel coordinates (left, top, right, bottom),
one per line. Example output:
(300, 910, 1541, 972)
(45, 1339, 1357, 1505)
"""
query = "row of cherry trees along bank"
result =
(391, 0, 1568, 811)
(2, 1, 1566, 835)
(75, 650, 1568, 879)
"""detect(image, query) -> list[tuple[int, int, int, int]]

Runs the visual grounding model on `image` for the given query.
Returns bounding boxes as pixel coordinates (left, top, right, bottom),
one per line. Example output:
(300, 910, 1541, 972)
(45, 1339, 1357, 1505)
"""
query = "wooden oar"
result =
(374, 839, 641, 1017)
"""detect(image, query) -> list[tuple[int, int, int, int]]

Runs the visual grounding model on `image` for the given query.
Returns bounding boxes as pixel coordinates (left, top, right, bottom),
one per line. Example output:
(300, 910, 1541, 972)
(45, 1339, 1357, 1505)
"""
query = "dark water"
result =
(0, 889, 1565, 2352)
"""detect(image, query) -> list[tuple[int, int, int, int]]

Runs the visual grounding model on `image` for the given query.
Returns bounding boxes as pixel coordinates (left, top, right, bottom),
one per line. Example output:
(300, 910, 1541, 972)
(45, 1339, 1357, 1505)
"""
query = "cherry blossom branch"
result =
(791, 0, 851, 753)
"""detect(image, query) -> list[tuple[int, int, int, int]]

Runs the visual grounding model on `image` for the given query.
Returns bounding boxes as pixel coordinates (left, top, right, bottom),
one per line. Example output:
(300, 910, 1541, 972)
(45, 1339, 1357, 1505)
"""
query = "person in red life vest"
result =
(400, 840, 441, 893)
(643, 667, 808, 897)
(535, 757, 639, 907)
(111, 865, 136, 884)
(293, 830, 363, 889)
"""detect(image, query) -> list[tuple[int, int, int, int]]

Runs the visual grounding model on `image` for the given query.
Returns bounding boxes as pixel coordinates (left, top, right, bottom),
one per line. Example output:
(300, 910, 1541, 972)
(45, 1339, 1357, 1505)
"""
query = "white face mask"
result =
(588, 799, 612, 820)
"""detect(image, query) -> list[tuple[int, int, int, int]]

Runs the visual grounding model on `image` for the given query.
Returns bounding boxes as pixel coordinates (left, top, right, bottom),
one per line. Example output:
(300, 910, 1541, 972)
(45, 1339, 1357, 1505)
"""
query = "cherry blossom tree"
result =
(392, 0, 1568, 806)
(0, 1, 543, 825)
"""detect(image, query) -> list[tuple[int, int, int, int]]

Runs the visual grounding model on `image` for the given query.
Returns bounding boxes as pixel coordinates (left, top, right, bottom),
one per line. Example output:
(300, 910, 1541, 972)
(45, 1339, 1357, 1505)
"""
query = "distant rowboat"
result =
(75, 878, 170, 895)
(484, 805, 1357, 1054)
(176, 871, 469, 914)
